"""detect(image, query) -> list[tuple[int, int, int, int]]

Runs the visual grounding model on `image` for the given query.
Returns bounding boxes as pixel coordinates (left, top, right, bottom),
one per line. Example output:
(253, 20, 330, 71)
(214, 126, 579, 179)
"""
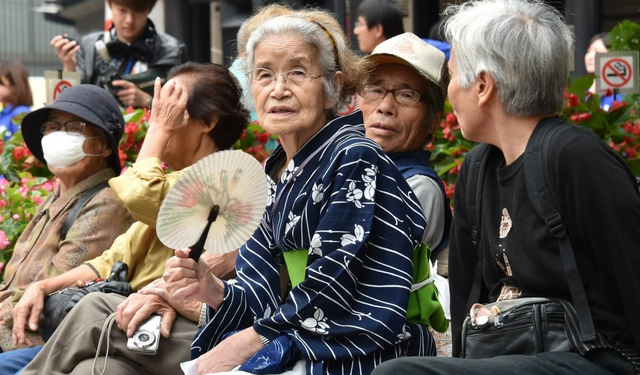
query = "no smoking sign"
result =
(53, 80, 73, 101)
(595, 51, 639, 94)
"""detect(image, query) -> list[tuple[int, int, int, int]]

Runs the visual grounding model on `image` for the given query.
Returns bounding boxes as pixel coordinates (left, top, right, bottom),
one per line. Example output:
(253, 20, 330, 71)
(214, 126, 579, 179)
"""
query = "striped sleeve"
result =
(253, 143, 425, 362)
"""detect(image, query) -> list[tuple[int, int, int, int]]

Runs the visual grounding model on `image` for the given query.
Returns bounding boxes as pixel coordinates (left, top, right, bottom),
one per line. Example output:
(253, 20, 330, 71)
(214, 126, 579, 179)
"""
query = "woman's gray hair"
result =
(243, 15, 345, 115)
(444, 0, 574, 116)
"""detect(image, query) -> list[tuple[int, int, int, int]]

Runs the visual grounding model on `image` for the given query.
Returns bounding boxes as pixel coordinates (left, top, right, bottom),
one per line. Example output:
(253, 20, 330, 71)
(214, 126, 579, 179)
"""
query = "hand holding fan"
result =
(156, 150, 269, 261)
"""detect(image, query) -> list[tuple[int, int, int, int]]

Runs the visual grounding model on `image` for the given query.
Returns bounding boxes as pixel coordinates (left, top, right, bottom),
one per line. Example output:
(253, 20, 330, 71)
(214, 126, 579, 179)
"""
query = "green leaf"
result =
(609, 105, 633, 128)
(11, 112, 27, 127)
(247, 124, 265, 133)
(609, 20, 640, 52)
(434, 160, 459, 177)
(122, 109, 145, 124)
(567, 75, 595, 97)
(628, 159, 640, 175)
(0, 142, 15, 175)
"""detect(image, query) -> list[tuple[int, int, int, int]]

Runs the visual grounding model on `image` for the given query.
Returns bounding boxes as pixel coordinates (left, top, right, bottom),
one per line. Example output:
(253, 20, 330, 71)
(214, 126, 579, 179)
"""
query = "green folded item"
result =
(282, 249, 308, 288)
(282, 243, 448, 333)
(407, 243, 449, 333)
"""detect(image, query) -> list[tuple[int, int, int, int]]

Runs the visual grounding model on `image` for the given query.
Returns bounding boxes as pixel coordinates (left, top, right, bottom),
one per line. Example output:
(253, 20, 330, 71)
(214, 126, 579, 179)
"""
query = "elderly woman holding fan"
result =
(163, 6, 437, 375)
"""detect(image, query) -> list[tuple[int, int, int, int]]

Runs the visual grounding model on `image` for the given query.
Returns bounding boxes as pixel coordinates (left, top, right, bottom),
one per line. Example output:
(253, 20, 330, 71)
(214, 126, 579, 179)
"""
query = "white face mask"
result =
(41, 131, 104, 169)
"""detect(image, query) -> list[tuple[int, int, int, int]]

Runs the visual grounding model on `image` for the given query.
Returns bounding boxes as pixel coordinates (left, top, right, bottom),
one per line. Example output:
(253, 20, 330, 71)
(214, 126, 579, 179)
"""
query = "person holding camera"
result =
(50, 0, 186, 108)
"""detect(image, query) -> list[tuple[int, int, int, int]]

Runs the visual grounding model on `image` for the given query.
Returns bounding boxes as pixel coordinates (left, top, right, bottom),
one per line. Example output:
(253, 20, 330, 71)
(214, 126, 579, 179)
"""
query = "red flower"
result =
(125, 106, 135, 114)
(256, 132, 270, 144)
(605, 88, 613, 97)
(425, 142, 434, 151)
(566, 93, 579, 108)
(442, 181, 455, 199)
(125, 122, 139, 135)
(118, 148, 127, 167)
(609, 100, 627, 112)
(570, 113, 592, 123)
(22, 148, 31, 157)
(445, 113, 457, 125)
(141, 108, 150, 122)
(241, 129, 247, 140)
(13, 146, 24, 160)
(610, 141, 620, 151)
(624, 147, 638, 159)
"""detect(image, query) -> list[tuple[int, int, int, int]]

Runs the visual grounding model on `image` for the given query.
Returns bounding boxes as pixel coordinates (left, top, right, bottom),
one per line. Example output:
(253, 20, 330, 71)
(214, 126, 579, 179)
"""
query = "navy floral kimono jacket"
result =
(192, 111, 436, 374)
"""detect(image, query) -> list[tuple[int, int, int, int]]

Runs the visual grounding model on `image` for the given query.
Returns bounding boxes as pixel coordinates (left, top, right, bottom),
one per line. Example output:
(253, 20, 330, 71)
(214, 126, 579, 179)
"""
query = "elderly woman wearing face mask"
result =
(0, 85, 134, 353)
(160, 6, 437, 375)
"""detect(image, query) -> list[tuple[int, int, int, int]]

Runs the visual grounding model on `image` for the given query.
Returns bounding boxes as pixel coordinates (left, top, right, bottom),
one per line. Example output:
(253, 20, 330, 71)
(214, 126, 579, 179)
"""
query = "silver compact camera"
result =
(126, 314, 161, 355)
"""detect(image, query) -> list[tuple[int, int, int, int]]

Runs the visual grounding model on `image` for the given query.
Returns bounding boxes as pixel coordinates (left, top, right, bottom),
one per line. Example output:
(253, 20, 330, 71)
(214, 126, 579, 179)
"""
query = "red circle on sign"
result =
(602, 58, 633, 88)
(53, 80, 73, 101)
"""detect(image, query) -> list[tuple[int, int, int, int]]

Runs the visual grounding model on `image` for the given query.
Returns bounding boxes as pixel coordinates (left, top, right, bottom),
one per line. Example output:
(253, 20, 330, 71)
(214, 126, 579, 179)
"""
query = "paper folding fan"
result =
(156, 150, 269, 261)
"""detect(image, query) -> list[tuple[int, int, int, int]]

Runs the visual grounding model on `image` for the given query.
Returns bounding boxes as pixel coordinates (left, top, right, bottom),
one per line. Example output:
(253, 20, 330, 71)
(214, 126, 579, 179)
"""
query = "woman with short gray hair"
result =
(372, 1, 640, 374)
(163, 5, 437, 375)
(444, 0, 572, 118)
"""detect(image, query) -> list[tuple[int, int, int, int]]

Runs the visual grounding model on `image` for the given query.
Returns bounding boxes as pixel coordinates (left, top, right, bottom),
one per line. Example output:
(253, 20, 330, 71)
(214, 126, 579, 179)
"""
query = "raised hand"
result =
(50, 35, 79, 72)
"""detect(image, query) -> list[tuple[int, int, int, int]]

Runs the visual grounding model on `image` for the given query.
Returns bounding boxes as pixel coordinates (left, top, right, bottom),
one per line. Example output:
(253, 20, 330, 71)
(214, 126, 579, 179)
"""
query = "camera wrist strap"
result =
(92, 312, 117, 375)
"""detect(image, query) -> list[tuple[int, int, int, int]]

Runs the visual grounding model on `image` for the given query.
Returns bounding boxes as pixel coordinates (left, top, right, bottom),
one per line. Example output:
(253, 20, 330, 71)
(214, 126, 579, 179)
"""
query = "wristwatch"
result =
(197, 303, 208, 328)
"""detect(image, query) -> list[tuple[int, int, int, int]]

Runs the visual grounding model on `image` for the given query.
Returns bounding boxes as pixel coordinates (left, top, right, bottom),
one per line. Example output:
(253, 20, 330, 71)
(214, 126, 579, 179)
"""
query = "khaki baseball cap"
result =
(369, 32, 446, 87)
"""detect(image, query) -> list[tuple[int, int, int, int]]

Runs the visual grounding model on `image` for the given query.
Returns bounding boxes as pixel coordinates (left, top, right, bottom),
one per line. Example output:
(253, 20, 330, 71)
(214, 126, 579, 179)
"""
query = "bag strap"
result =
(61, 181, 110, 241)
(522, 117, 596, 342)
(107, 260, 129, 282)
(464, 144, 494, 311)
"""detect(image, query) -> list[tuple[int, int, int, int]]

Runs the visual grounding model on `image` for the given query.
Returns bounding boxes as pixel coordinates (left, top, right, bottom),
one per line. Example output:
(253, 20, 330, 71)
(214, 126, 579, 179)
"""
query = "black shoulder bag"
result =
(460, 119, 640, 372)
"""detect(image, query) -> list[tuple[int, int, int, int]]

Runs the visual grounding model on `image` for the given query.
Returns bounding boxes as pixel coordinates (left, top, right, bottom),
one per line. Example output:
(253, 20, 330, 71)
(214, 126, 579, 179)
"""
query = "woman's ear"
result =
(101, 146, 113, 157)
(201, 113, 219, 133)
(477, 71, 495, 107)
(326, 71, 344, 110)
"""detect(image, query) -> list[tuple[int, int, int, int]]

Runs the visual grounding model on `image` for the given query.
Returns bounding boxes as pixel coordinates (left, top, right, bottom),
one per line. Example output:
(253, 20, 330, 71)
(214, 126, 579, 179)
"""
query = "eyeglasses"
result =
(249, 68, 322, 87)
(41, 120, 87, 136)
(359, 84, 423, 106)
(354, 21, 363, 29)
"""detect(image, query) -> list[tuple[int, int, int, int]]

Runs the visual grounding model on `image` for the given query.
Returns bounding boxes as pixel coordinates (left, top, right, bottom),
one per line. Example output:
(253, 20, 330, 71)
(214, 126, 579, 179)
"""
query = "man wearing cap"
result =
(358, 32, 453, 355)
(0, 85, 134, 355)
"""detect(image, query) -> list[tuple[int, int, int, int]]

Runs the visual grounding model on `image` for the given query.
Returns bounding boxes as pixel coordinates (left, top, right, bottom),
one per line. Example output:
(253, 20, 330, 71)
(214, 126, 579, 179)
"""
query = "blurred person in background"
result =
(354, 0, 404, 54)
(50, 0, 186, 108)
(0, 61, 33, 140)
(584, 32, 622, 110)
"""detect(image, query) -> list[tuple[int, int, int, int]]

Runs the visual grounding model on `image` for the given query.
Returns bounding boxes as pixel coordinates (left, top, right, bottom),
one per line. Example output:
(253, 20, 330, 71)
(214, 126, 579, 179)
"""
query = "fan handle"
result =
(189, 205, 220, 261)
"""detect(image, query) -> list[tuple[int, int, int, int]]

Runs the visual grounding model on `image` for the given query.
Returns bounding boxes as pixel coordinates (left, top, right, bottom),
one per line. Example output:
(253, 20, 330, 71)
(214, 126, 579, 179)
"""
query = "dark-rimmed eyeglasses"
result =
(359, 84, 423, 106)
(41, 121, 87, 136)
(249, 68, 323, 87)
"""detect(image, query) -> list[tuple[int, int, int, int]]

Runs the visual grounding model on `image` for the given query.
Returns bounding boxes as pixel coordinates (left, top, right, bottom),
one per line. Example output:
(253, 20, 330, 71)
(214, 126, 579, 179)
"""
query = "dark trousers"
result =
(371, 349, 635, 375)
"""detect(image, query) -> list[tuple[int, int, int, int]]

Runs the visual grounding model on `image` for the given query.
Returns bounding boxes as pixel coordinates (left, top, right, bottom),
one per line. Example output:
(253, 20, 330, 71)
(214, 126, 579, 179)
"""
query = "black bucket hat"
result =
(22, 84, 125, 174)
